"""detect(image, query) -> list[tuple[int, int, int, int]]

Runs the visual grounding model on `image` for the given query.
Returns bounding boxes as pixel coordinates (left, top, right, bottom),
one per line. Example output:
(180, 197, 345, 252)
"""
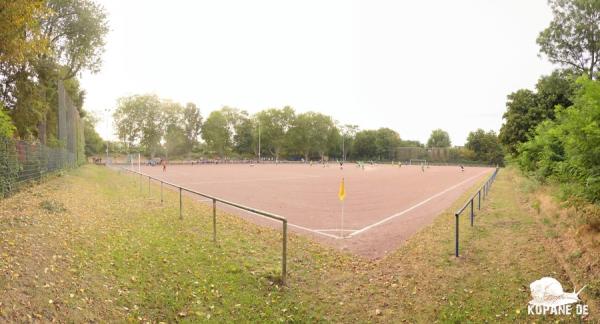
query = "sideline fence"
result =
(116, 166, 288, 284)
(1, 137, 79, 198)
(454, 167, 500, 257)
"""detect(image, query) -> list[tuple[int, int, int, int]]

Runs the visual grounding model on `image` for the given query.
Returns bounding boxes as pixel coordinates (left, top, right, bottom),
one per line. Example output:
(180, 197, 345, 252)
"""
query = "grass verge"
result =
(0, 165, 596, 322)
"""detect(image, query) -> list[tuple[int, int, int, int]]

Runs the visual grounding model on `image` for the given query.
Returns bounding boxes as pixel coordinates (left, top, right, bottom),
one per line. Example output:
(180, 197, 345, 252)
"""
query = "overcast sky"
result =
(80, 0, 556, 145)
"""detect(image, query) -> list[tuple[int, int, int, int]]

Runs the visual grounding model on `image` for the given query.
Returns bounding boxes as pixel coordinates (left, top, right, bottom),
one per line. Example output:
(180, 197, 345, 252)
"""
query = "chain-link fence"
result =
(58, 80, 85, 166)
(395, 147, 494, 165)
(1, 80, 85, 198)
(0, 136, 78, 198)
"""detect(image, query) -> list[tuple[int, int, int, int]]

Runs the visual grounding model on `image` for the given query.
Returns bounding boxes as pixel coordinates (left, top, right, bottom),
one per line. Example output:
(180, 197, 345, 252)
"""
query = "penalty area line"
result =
(349, 170, 491, 238)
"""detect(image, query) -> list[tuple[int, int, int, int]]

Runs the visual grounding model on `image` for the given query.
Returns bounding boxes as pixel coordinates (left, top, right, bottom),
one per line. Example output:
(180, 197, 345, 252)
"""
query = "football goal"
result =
(409, 159, 427, 166)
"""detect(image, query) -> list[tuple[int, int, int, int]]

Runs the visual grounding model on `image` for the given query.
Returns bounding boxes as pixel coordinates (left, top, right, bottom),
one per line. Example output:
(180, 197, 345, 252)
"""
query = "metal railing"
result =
(454, 167, 500, 257)
(117, 166, 288, 284)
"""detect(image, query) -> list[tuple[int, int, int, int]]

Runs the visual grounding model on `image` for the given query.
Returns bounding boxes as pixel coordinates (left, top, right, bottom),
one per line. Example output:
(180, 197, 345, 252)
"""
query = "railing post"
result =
(212, 199, 217, 243)
(179, 187, 183, 220)
(455, 213, 459, 257)
(478, 190, 481, 210)
(282, 220, 287, 285)
(160, 181, 163, 204)
(470, 199, 474, 227)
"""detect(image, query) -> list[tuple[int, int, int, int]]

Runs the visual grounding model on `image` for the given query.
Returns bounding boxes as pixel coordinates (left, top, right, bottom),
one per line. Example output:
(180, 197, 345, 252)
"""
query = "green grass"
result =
(0, 166, 330, 322)
(0, 165, 596, 322)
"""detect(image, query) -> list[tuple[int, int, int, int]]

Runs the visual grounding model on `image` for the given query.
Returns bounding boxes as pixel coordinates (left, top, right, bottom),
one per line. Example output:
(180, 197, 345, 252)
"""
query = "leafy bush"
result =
(0, 108, 16, 138)
(0, 137, 18, 197)
(517, 120, 564, 181)
(517, 77, 600, 226)
(516, 77, 600, 230)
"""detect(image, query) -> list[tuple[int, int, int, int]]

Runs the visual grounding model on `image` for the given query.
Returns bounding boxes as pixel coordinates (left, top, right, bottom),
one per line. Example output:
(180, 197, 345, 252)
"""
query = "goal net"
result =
(409, 159, 427, 166)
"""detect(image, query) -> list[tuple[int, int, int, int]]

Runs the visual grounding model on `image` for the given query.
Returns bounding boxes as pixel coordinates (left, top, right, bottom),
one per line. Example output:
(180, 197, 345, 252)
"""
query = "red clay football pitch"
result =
(133, 163, 494, 259)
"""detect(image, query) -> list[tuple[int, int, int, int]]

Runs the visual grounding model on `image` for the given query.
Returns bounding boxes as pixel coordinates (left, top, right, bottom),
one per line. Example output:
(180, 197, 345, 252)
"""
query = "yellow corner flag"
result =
(338, 177, 346, 201)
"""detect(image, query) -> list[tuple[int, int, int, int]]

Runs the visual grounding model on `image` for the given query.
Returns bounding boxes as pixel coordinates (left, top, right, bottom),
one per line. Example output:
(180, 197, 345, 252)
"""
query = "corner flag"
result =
(338, 177, 346, 201)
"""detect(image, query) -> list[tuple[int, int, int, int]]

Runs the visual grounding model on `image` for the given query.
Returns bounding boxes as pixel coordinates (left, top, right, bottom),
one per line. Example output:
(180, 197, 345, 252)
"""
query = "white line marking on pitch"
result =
(184, 175, 321, 185)
(211, 203, 344, 239)
(287, 223, 343, 239)
(349, 170, 491, 237)
(314, 229, 357, 232)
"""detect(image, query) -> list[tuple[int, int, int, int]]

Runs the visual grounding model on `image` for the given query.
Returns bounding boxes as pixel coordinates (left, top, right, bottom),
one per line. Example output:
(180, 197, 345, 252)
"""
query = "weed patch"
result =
(39, 200, 67, 213)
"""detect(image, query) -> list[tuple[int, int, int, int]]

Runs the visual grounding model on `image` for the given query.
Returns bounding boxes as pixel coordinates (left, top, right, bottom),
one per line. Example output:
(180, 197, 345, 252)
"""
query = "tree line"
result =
(112, 94, 504, 164)
(498, 0, 600, 227)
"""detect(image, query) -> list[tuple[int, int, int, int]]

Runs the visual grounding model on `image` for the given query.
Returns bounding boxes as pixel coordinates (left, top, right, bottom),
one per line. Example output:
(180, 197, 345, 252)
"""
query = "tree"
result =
(40, 0, 109, 79)
(375, 128, 401, 160)
(0, 1, 48, 66)
(499, 71, 576, 154)
(255, 107, 295, 161)
(427, 129, 451, 148)
(535, 70, 576, 119)
(113, 94, 163, 157)
(517, 76, 600, 204)
(353, 130, 378, 160)
(5, 72, 38, 140)
(159, 101, 203, 157)
(287, 112, 337, 161)
(287, 113, 313, 160)
(213, 106, 253, 157)
(164, 125, 187, 157)
(201, 110, 231, 158)
(82, 113, 103, 156)
(465, 129, 505, 165)
(327, 125, 342, 159)
(310, 113, 337, 160)
(449, 147, 477, 162)
(399, 140, 423, 147)
(339, 124, 359, 161)
(233, 116, 255, 156)
(0, 103, 16, 138)
(182, 103, 203, 148)
(161, 101, 187, 157)
(1, 0, 108, 142)
(537, 0, 600, 79)
(499, 89, 539, 154)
